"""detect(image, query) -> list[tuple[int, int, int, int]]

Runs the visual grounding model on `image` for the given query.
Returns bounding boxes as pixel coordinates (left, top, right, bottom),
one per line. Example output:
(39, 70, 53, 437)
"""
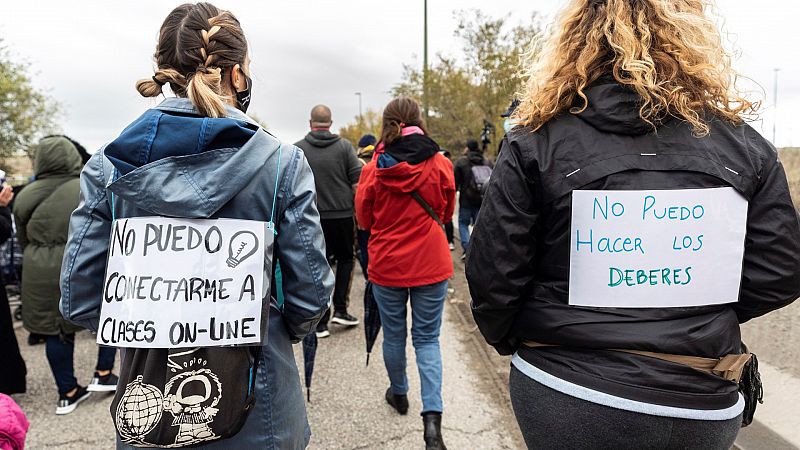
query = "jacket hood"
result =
(466, 150, 485, 165)
(33, 136, 83, 178)
(303, 130, 341, 147)
(384, 134, 440, 165)
(576, 75, 655, 136)
(376, 133, 440, 193)
(104, 97, 279, 218)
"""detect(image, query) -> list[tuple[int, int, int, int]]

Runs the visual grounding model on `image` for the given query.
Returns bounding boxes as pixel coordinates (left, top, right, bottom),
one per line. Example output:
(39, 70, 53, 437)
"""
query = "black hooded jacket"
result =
(467, 77, 800, 410)
(454, 151, 492, 207)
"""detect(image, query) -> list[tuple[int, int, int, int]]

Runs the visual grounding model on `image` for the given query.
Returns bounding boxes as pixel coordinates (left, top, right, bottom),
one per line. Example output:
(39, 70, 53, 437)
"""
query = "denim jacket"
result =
(60, 98, 333, 449)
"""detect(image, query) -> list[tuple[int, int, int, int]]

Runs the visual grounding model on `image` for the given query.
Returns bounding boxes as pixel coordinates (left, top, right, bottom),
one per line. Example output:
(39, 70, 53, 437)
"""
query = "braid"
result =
(199, 24, 221, 67)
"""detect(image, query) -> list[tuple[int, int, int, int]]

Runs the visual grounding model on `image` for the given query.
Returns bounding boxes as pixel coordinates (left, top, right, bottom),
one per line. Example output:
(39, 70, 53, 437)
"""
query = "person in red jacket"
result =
(356, 97, 455, 450)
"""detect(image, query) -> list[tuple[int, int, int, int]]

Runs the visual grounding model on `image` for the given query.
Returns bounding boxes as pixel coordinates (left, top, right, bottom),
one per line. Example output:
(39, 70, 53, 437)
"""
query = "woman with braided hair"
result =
(60, 3, 332, 449)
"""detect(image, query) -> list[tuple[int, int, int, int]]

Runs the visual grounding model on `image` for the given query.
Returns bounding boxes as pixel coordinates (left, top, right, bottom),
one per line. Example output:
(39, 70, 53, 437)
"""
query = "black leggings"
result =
(509, 366, 741, 450)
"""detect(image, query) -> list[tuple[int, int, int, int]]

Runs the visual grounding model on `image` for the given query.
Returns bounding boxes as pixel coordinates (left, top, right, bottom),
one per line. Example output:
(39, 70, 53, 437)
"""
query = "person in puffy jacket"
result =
(356, 97, 455, 450)
(60, 3, 332, 448)
(467, 0, 800, 449)
(14, 136, 118, 414)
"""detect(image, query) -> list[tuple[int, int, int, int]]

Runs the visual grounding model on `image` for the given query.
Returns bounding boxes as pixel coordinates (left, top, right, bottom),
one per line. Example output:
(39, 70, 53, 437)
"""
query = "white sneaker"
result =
(316, 329, 331, 338)
(315, 324, 331, 338)
(448, 242, 455, 251)
(56, 386, 92, 415)
(331, 312, 360, 326)
(87, 372, 118, 392)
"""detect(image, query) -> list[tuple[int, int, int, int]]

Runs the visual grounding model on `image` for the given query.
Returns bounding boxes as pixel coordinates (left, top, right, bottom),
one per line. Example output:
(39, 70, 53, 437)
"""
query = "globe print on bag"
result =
(116, 375, 164, 443)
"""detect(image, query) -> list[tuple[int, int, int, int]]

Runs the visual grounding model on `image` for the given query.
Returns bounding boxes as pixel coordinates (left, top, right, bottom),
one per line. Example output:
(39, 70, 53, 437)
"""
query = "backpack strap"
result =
(410, 191, 445, 231)
(266, 143, 282, 236)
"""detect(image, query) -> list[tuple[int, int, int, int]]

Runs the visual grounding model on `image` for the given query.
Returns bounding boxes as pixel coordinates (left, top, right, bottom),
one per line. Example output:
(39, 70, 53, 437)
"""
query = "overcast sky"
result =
(1, 1, 797, 152)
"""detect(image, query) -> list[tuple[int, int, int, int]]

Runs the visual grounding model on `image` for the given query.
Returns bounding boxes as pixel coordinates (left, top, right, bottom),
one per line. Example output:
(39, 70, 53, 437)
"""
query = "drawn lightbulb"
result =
(226, 231, 259, 268)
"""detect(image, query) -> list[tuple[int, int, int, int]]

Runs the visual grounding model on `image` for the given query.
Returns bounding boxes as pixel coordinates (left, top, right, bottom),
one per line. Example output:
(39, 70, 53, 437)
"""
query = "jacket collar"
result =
(576, 75, 655, 136)
(155, 97, 259, 128)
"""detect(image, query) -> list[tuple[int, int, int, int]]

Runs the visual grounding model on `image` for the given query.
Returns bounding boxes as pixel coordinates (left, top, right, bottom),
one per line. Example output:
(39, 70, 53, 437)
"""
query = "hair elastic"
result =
(152, 75, 165, 86)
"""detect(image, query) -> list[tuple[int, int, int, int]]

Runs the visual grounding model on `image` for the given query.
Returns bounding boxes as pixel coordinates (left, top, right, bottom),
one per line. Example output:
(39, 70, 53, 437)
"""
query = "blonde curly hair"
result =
(515, 0, 758, 136)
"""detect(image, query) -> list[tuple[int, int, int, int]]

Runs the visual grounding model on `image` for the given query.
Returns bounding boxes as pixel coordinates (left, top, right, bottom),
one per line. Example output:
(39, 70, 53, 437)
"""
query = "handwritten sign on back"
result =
(98, 217, 271, 348)
(568, 187, 748, 308)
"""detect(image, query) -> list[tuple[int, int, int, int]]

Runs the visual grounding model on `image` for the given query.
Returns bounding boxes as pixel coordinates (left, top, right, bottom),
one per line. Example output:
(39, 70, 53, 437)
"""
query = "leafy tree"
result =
(338, 108, 382, 147)
(393, 10, 542, 157)
(0, 41, 61, 162)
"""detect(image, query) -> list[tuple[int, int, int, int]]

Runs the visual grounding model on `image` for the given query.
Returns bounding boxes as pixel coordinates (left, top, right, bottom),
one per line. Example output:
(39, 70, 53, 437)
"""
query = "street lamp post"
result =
(355, 92, 363, 124)
(423, 0, 429, 118)
(772, 68, 780, 145)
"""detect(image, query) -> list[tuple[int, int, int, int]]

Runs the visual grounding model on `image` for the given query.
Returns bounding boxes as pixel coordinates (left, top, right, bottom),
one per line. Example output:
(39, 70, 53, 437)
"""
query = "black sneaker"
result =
(87, 372, 119, 392)
(315, 323, 330, 338)
(331, 311, 359, 327)
(56, 385, 92, 415)
(385, 388, 409, 415)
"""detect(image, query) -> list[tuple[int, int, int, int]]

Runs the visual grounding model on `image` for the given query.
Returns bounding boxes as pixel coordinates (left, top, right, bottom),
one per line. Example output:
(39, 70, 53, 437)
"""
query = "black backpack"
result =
(463, 162, 493, 205)
(112, 345, 261, 447)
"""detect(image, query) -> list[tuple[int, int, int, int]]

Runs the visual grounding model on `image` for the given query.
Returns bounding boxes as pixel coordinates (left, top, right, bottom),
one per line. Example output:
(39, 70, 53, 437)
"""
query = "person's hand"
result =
(0, 185, 14, 207)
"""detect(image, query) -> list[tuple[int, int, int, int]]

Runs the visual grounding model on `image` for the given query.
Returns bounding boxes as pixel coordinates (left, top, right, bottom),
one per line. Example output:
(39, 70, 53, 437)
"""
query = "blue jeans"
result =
(458, 205, 480, 252)
(45, 333, 116, 394)
(373, 280, 448, 413)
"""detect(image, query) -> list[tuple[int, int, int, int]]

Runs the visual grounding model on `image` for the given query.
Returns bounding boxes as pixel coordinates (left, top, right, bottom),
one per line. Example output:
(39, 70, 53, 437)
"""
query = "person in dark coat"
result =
(13, 136, 118, 414)
(467, 0, 800, 449)
(295, 105, 363, 337)
(0, 183, 26, 395)
(453, 139, 492, 258)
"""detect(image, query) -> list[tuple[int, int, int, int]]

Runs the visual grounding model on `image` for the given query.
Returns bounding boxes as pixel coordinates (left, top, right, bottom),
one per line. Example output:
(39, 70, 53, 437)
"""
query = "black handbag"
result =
(738, 346, 763, 427)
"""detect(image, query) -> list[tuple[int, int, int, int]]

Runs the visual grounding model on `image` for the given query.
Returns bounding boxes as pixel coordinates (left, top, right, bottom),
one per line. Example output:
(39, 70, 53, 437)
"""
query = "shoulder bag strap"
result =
(410, 191, 445, 231)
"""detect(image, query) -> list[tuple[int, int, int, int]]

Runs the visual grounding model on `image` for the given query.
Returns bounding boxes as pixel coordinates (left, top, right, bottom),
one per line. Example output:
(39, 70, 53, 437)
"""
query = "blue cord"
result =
(110, 168, 118, 221)
(268, 144, 282, 236)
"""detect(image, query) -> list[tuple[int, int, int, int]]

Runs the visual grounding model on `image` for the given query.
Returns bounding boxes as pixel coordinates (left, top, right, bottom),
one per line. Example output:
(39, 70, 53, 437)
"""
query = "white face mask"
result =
(503, 118, 518, 133)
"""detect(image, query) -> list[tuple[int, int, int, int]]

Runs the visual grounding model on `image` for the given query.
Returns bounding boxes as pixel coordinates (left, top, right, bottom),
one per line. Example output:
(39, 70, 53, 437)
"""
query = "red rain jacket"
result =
(356, 140, 455, 287)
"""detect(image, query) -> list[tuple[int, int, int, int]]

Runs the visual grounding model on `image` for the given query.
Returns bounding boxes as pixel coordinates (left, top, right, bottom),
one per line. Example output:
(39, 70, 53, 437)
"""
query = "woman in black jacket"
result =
(466, 0, 800, 449)
(0, 183, 26, 394)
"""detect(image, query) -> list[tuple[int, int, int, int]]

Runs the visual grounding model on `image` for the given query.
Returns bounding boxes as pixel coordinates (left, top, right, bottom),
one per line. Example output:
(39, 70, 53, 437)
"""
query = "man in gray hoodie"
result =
(295, 105, 362, 337)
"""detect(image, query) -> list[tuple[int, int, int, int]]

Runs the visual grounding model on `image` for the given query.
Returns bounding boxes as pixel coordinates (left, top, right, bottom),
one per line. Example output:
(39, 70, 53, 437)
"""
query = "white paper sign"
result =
(97, 217, 270, 348)
(569, 187, 748, 308)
